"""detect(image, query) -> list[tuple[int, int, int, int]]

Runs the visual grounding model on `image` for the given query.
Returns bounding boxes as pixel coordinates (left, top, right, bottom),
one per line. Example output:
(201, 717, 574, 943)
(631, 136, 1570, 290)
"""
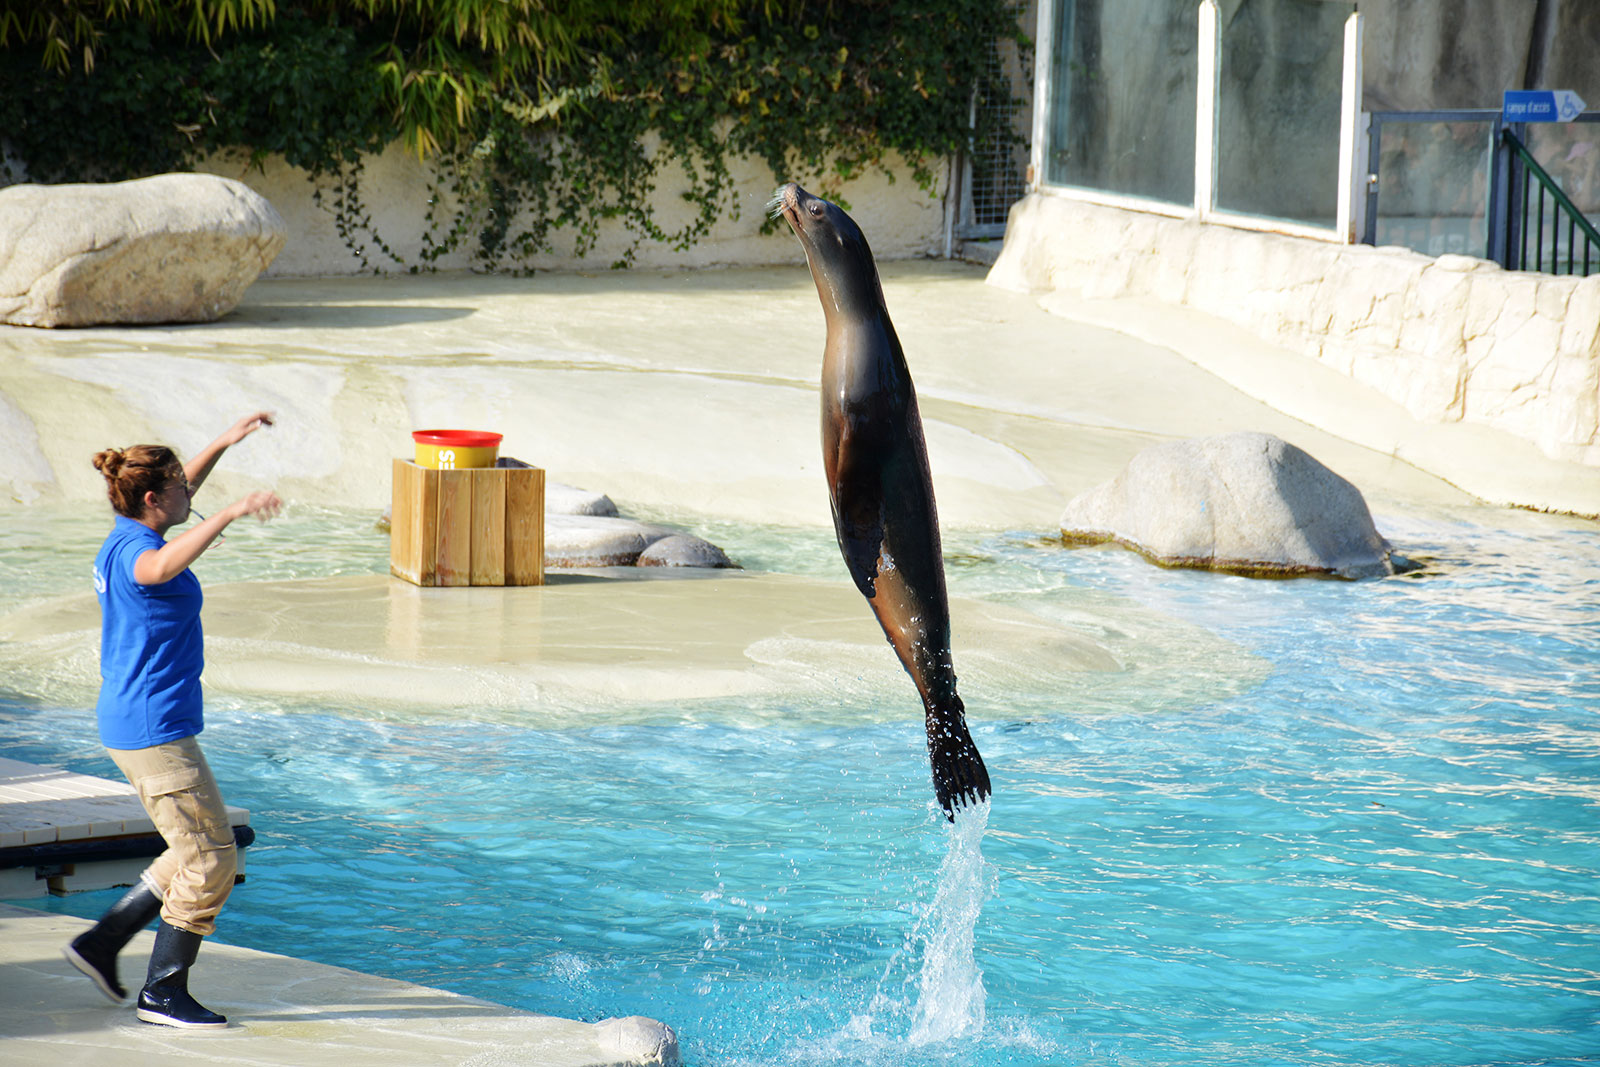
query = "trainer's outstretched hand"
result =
(221, 412, 275, 447)
(229, 491, 283, 523)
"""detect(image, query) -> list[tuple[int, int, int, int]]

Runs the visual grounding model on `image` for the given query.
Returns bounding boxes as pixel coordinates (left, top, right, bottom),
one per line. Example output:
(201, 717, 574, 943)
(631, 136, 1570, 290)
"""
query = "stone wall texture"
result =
(1359, 0, 1600, 110)
(988, 192, 1600, 468)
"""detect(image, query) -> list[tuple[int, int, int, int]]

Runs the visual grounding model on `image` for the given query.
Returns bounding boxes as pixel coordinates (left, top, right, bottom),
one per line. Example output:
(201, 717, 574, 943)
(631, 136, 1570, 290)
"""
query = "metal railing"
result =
(1499, 127, 1600, 275)
(1364, 109, 1600, 276)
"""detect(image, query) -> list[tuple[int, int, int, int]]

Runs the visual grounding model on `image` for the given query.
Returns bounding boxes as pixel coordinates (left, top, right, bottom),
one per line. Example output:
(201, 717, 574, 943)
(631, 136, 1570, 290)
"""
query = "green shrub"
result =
(0, 1, 1025, 270)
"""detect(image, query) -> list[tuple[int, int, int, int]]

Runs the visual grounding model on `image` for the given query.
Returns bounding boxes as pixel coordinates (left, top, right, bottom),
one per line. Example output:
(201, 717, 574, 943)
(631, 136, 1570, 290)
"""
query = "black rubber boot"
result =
(134, 920, 228, 1029)
(62, 881, 163, 1003)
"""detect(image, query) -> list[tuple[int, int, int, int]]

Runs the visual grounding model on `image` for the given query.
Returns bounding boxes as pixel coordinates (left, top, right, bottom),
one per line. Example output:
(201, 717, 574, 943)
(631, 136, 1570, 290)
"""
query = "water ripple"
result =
(4, 507, 1599, 1065)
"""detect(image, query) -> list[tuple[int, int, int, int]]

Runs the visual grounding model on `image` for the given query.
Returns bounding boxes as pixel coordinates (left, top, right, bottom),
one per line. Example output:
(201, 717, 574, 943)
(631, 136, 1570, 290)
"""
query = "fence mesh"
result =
(959, 40, 1031, 239)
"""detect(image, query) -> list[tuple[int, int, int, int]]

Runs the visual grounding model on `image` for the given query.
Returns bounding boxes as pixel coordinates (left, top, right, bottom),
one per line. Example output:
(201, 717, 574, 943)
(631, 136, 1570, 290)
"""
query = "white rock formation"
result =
(0, 173, 285, 327)
(542, 478, 733, 568)
(1059, 432, 1396, 578)
(989, 192, 1600, 470)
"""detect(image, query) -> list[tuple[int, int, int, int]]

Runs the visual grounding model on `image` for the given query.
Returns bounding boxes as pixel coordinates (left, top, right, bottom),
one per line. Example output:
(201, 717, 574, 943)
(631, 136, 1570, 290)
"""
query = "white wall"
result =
(196, 141, 952, 277)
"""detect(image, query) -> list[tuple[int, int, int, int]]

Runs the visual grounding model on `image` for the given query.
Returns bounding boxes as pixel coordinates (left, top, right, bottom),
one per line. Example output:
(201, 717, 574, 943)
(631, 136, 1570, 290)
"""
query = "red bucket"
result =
(411, 430, 502, 469)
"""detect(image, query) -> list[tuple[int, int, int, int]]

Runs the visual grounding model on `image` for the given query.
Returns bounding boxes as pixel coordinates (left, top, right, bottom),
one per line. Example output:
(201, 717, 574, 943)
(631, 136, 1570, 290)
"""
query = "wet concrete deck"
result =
(1, 903, 674, 1066)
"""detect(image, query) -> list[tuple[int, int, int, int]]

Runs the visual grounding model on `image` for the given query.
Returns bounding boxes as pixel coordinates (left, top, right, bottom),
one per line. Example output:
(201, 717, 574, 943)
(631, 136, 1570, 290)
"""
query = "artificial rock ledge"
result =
(989, 192, 1600, 470)
(0, 173, 285, 327)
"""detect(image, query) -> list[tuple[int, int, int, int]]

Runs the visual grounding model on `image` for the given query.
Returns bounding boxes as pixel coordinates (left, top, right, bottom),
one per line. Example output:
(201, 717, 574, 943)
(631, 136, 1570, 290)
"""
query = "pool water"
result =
(3, 505, 1599, 1066)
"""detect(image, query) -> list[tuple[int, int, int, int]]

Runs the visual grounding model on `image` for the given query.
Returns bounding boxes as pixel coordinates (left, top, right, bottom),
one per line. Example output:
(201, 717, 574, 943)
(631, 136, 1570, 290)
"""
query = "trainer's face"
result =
(146, 476, 192, 528)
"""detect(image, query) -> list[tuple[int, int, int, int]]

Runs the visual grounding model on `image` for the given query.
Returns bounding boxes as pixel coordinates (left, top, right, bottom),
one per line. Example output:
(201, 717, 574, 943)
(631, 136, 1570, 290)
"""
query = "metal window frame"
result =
(1031, 0, 1365, 244)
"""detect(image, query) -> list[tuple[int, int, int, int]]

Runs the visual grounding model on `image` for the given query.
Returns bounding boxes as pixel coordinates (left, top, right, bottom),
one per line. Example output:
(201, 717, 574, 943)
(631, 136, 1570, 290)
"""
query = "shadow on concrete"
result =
(213, 305, 477, 330)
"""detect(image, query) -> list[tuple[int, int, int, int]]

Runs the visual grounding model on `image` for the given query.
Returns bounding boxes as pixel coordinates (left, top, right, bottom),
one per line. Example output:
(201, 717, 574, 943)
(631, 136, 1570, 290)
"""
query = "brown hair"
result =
(92, 445, 184, 518)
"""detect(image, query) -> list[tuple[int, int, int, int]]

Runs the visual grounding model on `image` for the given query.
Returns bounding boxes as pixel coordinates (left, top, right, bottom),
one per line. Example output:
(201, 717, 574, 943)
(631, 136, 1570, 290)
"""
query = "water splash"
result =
(907, 799, 994, 1044)
(834, 799, 996, 1057)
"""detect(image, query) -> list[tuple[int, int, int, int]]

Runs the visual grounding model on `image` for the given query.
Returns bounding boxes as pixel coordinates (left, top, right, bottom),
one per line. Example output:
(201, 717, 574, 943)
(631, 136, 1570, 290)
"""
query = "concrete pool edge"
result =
(0, 903, 679, 1067)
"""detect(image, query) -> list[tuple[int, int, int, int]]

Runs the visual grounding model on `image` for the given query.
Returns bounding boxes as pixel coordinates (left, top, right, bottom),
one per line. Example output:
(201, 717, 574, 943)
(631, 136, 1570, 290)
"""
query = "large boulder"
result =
(0, 173, 285, 327)
(1060, 432, 1396, 579)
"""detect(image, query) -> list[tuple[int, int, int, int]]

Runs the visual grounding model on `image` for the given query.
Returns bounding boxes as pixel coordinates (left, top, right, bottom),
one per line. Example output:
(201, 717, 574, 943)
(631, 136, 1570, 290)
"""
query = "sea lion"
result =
(773, 182, 992, 819)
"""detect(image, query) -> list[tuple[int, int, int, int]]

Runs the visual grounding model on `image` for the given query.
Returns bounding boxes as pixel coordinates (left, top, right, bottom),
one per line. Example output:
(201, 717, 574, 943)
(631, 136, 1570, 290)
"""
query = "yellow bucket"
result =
(412, 430, 502, 470)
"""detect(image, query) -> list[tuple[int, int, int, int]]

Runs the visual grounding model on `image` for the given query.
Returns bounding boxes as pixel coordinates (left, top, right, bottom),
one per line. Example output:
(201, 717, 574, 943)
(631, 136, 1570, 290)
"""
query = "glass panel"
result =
(1214, 0, 1353, 227)
(1371, 121, 1495, 258)
(1045, 0, 1198, 205)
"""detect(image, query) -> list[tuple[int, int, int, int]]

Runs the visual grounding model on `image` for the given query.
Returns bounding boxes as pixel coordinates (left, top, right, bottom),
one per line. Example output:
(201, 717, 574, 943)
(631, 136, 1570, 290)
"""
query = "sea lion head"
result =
(772, 183, 885, 319)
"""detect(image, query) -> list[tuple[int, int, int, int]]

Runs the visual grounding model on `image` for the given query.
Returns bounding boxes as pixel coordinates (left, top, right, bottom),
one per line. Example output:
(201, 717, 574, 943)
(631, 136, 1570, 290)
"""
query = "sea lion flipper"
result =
(926, 706, 992, 820)
(830, 433, 886, 599)
(837, 512, 883, 599)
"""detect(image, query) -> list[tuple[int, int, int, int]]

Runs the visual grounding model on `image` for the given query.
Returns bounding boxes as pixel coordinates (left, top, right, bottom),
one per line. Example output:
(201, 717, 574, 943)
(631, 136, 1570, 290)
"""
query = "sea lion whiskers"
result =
(766, 186, 792, 221)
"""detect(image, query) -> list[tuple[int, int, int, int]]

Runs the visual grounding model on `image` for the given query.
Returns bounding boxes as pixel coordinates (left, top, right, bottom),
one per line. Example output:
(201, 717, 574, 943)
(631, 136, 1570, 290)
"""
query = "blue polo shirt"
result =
(93, 515, 204, 750)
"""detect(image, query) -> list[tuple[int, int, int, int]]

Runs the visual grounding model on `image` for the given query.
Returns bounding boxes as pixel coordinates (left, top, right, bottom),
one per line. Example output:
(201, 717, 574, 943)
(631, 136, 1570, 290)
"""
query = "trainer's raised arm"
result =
(184, 411, 275, 494)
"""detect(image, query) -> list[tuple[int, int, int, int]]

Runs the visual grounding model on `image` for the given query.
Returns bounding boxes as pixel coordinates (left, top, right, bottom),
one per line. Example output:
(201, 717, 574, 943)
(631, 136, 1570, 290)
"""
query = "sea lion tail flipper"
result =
(926, 705, 992, 821)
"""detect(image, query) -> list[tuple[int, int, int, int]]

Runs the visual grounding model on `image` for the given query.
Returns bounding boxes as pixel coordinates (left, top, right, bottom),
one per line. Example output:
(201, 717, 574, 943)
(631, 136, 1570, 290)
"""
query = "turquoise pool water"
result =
(4, 505, 1598, 1066)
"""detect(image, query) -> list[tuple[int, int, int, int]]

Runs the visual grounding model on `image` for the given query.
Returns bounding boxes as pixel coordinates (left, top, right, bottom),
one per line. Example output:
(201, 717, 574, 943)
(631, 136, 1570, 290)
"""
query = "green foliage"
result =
(0, 10, 387, 180)
(0, 1, 276, 72)
(0, 0, 1026, 271)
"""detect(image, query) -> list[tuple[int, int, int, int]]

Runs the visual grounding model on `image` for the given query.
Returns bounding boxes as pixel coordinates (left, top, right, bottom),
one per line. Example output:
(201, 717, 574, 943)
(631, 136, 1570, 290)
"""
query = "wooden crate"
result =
(390, 459, 544, 586)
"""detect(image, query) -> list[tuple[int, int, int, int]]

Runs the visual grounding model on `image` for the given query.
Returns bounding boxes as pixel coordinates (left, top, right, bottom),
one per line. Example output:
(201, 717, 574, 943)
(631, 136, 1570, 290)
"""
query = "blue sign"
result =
(1502, 89, 1588, 123)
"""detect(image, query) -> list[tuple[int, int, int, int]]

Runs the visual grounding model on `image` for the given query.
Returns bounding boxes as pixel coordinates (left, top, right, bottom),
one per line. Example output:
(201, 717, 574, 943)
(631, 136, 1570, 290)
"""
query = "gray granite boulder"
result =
(637, 534, 737, 569)
(541, 479, 734, 568)
(0, 173, 285, 327)
(545, 514, 675, 568)
(1060, 432, 1395, 578)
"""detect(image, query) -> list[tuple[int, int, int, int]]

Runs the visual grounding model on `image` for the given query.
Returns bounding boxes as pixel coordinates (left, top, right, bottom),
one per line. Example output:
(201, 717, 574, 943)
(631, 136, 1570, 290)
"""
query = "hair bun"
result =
(92, 448, 125, 477)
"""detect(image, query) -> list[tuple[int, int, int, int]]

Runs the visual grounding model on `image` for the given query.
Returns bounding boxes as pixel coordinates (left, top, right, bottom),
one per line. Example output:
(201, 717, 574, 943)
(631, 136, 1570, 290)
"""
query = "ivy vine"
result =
(0, 1, 1027, 272)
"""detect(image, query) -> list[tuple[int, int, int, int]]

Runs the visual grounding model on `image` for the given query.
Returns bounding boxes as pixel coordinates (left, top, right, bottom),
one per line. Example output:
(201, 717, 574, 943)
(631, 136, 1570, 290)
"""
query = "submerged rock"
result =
(0, 173, 285, 327)
(1059, 432, 1396, 579)
(541, 477, 734, 569)
(637, 534, 736, 569)
(544, 514, 674, 568)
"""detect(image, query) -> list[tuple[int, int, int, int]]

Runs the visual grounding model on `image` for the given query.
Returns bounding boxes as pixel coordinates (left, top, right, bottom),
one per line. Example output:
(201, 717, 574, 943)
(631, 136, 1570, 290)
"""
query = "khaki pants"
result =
(108, 736, 237, 937)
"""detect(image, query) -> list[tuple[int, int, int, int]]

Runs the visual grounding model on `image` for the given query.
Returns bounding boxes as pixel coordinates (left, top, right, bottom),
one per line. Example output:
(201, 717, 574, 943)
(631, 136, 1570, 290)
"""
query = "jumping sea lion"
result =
(773, 182, 992, 819)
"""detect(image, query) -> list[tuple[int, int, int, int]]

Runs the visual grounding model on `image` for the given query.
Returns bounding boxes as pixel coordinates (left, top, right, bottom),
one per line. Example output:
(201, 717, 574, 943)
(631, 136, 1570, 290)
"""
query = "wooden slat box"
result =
(390, 459, 545, 587)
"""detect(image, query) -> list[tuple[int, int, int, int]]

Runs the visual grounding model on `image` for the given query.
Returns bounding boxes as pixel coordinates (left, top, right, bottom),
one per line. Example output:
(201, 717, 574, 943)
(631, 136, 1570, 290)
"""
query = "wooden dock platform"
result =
(0, 756, 250, 899)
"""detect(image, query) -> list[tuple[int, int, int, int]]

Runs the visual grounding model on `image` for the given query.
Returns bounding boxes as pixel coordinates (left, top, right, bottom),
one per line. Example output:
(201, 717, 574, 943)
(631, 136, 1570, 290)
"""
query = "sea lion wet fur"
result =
(774, 182, 992, 819)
